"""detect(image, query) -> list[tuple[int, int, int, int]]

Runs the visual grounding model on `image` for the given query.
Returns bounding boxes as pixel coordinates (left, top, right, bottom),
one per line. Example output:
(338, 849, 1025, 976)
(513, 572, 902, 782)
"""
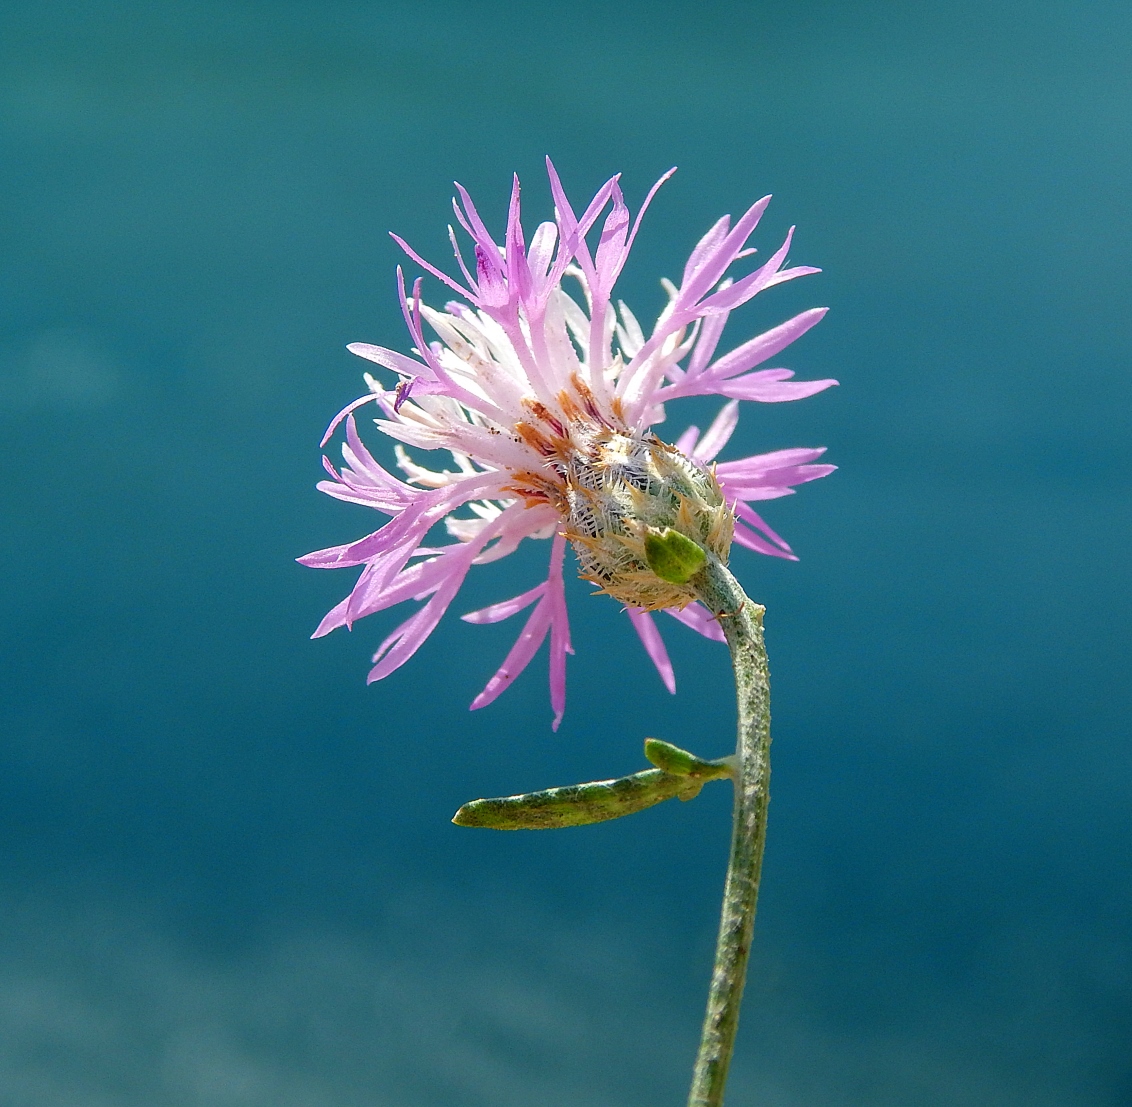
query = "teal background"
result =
(1, 1, 1130, 1103)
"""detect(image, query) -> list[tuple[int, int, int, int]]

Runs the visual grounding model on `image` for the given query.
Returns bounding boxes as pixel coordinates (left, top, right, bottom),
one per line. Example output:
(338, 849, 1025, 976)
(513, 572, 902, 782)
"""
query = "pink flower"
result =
(300, 161, 836, 729)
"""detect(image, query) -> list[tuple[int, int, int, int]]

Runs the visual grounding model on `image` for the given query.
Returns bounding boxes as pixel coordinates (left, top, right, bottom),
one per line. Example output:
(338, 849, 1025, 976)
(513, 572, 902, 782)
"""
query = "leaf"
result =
(452, 740, 733, 830)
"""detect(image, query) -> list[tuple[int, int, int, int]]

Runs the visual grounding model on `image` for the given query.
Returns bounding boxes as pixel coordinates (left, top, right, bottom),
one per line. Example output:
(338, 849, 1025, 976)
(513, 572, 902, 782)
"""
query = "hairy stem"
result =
(687, 558, 771, 1107)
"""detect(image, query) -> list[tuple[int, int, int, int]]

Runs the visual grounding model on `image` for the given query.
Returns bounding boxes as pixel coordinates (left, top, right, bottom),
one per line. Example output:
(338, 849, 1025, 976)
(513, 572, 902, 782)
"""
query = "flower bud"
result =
(561, 429, 734, 610)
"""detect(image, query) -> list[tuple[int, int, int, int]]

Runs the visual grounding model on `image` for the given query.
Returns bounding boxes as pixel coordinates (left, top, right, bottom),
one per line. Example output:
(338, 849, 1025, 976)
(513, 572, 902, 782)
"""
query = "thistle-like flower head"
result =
(300, 161, 837, 728)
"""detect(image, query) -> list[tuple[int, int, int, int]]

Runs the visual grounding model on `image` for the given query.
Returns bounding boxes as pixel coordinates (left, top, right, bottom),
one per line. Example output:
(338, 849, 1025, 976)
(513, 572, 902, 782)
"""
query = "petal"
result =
(673, 424, 700, 456)
(318, 392, 383, 449)
(733, 521, 799, 560)
(504, 174, 532, 304)
(592, 180, 631, 295)
(389, 234, 473, 301)
(462, 581, 548, 623)
(347, 342, 438, 383)
(692, 400, 740, 462)
(663, 602, 726, 643)
(469, 599, 552, 711)
(527, 221, 558, 283)
(734, 502, 794, 553)
(698, 307, 828, 384)
(311, 595, 351, 639)
(367, 510, 514, 682)
(627, 608, 676, 693)
(684, 299, 731, 378)
(717, 447, 830, 477)
(695, 227, 806, 315)
(545, 535, 572, 729)
(680, 214, 731, 289)
(714, 369, 839, 404)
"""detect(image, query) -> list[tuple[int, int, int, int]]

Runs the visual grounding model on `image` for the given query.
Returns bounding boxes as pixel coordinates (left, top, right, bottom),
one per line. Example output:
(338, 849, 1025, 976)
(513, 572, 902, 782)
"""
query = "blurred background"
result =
(1, 1, 1130, 1103)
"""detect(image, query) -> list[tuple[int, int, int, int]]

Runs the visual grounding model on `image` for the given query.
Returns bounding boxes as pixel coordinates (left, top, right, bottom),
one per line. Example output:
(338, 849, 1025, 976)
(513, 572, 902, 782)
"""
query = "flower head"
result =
(300, 161, 837, 728)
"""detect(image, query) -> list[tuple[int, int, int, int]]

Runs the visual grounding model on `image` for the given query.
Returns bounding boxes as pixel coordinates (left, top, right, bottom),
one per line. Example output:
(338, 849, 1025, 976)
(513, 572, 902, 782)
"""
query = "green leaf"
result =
(644, 738, 734, 782)
(452, 739, 733, 830)
(644, 527, 707, 584)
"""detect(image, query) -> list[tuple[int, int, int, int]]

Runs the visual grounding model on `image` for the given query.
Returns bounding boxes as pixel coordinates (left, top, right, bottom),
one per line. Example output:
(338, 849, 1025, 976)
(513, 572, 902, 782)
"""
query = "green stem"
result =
(687, 557, 771, 1107)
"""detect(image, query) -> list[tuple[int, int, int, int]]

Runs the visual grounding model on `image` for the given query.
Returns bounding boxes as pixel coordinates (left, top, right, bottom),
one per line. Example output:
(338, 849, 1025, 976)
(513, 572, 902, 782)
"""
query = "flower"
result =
(300, 160, 837, 729)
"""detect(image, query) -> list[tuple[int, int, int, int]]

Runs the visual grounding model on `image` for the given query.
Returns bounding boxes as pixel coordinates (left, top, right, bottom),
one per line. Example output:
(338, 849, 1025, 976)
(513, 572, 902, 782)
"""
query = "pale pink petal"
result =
(469, 535, 570, 724)
(318, 392, 383, 448)
(526, 221, 558, 293)
(674, 424, 700, 455)
(664, 602, 726, 643)
(625, 168, 676, 253)
(694, 226, 806, 316)
(545, 535, 571, 729)
(462, 582, 548, 624)
(469, 600, 552, 711)
(314, 479, 383, 510)
(368, 596, 451, 682)
(680, 214, 731, 289)
(593, 180, 631, 294)
(343, 416, 414, 498)
(717, 447, 830, 477)
(311, 595, 351, 639)
(732, 521, 798, 560)
(389, 234, 474, 302)
(685, 302, 731, 378)
(681, 197, 771, 304)
(504, 174, 532, 305)
(734, 502, 794, 553)
(627, 608, 676, 693)
(367, 510, 515, 682)
(453, 182, 503, 261)
(346, 342, 438, 383)
(714, 369, 839, 404)
(697, 308, 828, 384)
(719, 462, 837, 501)
(692, 400, 739, 463)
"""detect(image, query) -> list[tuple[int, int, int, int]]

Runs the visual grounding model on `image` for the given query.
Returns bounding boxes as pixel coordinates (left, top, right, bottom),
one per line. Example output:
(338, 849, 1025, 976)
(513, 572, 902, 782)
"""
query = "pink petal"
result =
(734, 502, 793, 553)
(681, 196, 771, 304)
(699, 307, 828, 384)
(469, 599, 552, 712)
(692, 400, 739, 463)
(367, 510, 515, 682)
(625, 167, 676, 253)
(627, 608, 676, 693)
(343, 416, 413, 498)
(592, 180, 631, 296)
(462, 582, 548, 624)
(720, 463, 838, 501)
(714, 369, 839, 403)
(717, 447, 830, 477)
(680, 214, 731, 289)
(664, 602, 726, 643)
(347, 342, 438, 383)
(545, 535, 571, 729)
(674, 424, 700, 456)
(318, 392, 383, 449)
(504, 174, 532, 304)
(526, 221, 558, 284)
(696, 227, 803, 315)
(732, 521, 798, 560)
(453, 181, 502, 260)
(685, 302, 731, 378)
(389, 234, 473, 302)
(311, 595, 351, 639)
(368, 598, 449, 682)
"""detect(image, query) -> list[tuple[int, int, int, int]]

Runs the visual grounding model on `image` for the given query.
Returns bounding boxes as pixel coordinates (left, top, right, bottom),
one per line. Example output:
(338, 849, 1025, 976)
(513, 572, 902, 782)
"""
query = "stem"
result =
(687, 557, 771, 1107)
